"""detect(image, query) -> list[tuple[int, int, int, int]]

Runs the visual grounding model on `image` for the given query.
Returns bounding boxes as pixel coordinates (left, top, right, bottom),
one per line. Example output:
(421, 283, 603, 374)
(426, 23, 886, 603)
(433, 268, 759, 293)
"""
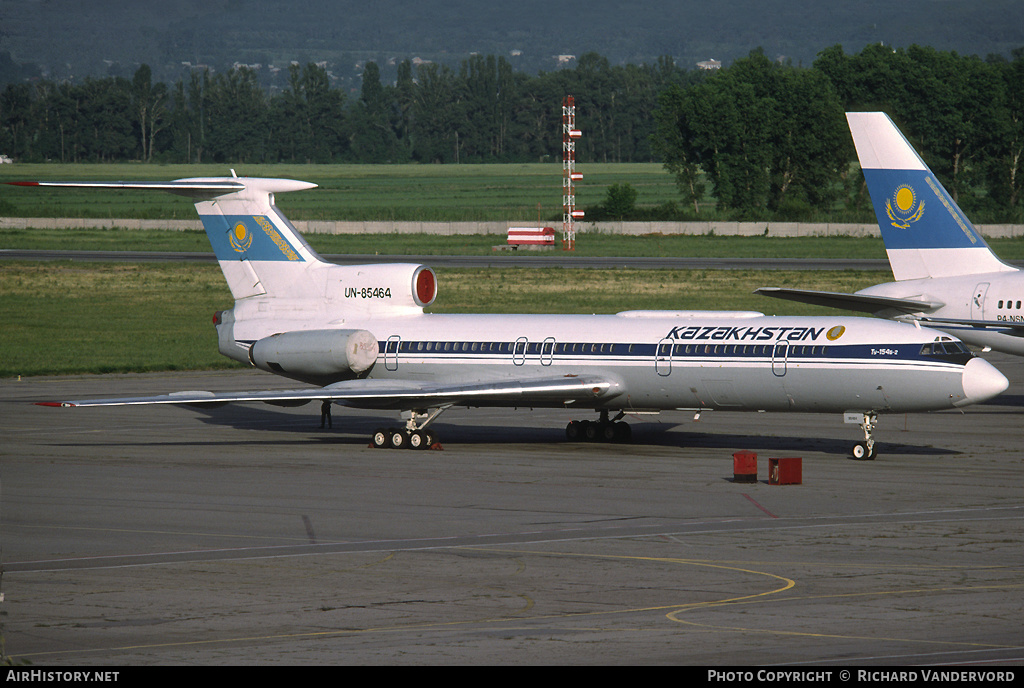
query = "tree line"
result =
(654, 45, 1024, 222)
(1, 45, 1022, 221)
(0, 53, 689, 167)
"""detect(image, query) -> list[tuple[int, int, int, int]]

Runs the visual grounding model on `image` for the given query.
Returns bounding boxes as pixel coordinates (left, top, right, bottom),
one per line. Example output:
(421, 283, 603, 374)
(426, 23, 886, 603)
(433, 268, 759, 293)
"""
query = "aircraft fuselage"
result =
(859, 271, 1024, 355)
(220, 309, 998, 415)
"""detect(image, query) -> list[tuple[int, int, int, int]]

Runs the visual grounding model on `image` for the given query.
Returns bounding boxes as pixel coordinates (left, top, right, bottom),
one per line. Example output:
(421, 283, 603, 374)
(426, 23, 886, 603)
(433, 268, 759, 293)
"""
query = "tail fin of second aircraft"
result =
(846, 112, 1015, 281)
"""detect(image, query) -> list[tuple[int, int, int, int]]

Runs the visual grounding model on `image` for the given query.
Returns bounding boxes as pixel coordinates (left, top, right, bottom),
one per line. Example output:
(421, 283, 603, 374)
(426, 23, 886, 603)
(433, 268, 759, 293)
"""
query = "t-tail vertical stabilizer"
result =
(6, 176, 439, 372)
(847, 112, 1015, 281)
(186, 176, 322, 300)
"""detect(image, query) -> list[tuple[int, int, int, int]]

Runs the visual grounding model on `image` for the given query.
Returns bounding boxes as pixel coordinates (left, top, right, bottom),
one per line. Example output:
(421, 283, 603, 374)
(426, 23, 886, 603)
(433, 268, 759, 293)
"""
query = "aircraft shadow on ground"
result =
(49, 403, 957, 458)
(980, 393, 1024, 408)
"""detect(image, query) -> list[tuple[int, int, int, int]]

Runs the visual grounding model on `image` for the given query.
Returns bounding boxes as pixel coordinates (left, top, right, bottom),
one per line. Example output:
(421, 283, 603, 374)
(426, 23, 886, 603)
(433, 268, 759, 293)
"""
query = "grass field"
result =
(6, 225, 1024, 260)
(0, 162, 686, 222)
(1, 260, 883, 377)
(1, 225, 902, 258)
(2, 162, 1019, 377)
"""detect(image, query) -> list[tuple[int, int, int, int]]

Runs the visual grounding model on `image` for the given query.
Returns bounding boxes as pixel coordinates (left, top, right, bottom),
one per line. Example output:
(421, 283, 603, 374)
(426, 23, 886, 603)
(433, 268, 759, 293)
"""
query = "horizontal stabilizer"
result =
(755, 287, 943, 315)
(36, 374, 619, 410)
(6, 180, 245, 199)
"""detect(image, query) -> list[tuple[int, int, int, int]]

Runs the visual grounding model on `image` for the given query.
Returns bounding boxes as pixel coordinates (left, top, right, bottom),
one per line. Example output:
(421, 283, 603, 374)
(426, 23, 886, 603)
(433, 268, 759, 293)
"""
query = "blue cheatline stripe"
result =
(862, 169, 984, 250)
(374, 340, 963, 366)
(200, 214, 304, 262)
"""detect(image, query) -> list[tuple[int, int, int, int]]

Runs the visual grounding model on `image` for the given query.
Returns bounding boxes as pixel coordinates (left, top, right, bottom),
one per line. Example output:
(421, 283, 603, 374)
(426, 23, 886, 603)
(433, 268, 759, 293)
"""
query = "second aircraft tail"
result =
(846, 112, 1015, 281)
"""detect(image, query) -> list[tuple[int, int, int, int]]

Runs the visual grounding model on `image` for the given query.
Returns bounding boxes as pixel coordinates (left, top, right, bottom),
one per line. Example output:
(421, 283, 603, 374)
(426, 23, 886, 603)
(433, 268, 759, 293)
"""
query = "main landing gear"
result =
(565, 410, 632, 443)
(372, 426, 437, 450)
(370, 407, 447, 450)
(851, 412, 878, 460)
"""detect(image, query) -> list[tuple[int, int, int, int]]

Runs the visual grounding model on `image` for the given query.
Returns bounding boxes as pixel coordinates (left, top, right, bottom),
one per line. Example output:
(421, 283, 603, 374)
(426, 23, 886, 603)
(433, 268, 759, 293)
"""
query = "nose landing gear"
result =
(850, 412, 878, 460)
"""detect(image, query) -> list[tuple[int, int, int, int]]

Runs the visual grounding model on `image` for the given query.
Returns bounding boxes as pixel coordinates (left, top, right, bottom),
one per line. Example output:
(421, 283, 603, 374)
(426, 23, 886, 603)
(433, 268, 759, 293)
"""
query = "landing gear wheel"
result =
(372, 428, 390, 449)
(389, 429, 409, 449)
(565, 417, 631, 443)
(600, 422, 618, 442)
(852, 442, 876, 460)
(614, 421, 632, 443)
(851, 412, 879, 460)
(409, 430, 429, 450)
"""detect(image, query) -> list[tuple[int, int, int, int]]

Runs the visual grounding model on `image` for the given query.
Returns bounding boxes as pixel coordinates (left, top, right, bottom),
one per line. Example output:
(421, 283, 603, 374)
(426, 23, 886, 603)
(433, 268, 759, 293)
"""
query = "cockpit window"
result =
(920, 338, 975, 364)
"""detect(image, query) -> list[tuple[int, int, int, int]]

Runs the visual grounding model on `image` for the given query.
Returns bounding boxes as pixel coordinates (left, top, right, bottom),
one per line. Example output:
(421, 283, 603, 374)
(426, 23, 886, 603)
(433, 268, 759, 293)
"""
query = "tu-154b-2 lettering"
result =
(11, 173, 1008, 459)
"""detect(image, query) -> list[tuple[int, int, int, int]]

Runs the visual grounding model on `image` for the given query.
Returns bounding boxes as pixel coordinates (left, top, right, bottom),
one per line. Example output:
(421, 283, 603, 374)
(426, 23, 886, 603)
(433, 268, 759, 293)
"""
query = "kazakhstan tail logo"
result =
(229, 221, 253, 252)
(886, 184, 925, 229)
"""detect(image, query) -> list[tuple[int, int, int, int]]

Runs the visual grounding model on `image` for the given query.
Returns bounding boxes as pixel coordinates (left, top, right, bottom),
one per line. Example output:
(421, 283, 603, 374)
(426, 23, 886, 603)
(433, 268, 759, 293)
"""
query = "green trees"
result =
(987, 49, 1024, 213)
(653, 45, 1024, 221)
(814, 44, 1022, 218)
(271, 63, 347, 163)
(0, 54, 679, 166)
(0, 46, 1022, 221)
(131, 65, 167, 163)
(653, 50, 848, 217)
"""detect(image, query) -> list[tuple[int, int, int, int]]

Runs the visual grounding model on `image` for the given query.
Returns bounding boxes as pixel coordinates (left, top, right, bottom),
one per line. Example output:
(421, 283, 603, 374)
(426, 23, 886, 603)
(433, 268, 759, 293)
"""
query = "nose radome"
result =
(958, 357, 1009, 406)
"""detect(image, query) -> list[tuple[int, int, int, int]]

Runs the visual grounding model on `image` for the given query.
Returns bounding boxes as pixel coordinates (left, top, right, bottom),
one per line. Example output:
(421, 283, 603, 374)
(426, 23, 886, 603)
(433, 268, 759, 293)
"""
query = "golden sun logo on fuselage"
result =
(229, 222, 252, 252)
(886, 184, 925, 229)
(826, 325, 846, 341)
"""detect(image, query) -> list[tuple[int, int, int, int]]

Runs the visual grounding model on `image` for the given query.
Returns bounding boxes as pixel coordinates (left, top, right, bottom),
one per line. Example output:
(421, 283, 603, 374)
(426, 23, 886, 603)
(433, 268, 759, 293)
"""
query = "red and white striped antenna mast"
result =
(562, 95, 583, 250)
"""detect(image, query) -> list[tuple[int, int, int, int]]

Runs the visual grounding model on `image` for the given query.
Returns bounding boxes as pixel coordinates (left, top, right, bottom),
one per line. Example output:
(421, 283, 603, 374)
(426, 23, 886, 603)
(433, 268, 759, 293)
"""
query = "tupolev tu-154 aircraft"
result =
(759, 111, 1024, 358)
(12, 174, 1009, 459)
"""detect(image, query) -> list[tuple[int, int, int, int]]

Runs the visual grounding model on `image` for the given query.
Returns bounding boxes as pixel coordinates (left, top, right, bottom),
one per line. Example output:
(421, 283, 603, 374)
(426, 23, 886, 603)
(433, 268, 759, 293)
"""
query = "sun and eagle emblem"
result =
(229, 221, 252, 252)
(885, 184, 925, 229)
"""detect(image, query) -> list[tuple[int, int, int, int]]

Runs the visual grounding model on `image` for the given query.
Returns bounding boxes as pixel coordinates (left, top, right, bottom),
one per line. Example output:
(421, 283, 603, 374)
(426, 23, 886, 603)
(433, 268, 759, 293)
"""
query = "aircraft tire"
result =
(389, 429, 409, 449)
(614, 422, 632, 443)
(409, 430, 429, 450)
(852, 442, 876, 460)
(372, 428, 389, 449)
(565, 420, 582, 441)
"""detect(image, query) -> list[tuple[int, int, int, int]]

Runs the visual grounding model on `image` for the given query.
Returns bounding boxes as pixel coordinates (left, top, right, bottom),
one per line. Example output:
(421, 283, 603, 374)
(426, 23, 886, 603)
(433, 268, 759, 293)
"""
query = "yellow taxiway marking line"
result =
(10, 547, 1020, 660)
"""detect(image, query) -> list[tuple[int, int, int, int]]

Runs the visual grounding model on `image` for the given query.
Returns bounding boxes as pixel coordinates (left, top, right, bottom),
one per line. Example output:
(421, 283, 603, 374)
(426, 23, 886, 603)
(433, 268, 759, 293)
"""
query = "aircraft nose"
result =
(957, 357, 1009, 406)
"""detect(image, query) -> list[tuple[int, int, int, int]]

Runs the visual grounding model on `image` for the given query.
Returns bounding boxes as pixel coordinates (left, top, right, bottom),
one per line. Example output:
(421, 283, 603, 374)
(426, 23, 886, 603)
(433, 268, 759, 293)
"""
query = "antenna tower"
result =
(562, 96, 583, 250)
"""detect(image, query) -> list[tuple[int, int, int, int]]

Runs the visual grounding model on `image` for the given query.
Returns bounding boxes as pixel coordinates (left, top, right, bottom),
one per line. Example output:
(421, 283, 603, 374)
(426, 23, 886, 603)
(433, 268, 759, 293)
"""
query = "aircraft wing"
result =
(36, 374, 619, 409)
(754, 287, 943, 315)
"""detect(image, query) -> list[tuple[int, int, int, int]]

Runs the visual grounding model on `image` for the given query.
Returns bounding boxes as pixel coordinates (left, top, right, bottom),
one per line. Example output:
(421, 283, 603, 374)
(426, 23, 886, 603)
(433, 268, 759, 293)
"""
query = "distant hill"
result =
(2, 0, 1023, 87)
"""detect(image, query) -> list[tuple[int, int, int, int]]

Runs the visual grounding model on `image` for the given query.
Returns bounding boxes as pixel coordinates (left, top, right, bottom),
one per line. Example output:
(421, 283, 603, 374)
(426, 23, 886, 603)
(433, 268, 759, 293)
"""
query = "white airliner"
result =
(758, 111, 1024, 357)
(13, 174, 1009, 459)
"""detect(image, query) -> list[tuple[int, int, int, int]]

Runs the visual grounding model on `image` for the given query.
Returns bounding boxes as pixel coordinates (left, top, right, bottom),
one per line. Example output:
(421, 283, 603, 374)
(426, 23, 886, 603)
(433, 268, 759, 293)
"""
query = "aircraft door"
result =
(972, 282, 990, 319)
(656, 338, 673, 376)
(385, 335, 400, 371)
(513, 337, 528, 366)
(540, 337, 555, 366)
(772, 341, 789, 377)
